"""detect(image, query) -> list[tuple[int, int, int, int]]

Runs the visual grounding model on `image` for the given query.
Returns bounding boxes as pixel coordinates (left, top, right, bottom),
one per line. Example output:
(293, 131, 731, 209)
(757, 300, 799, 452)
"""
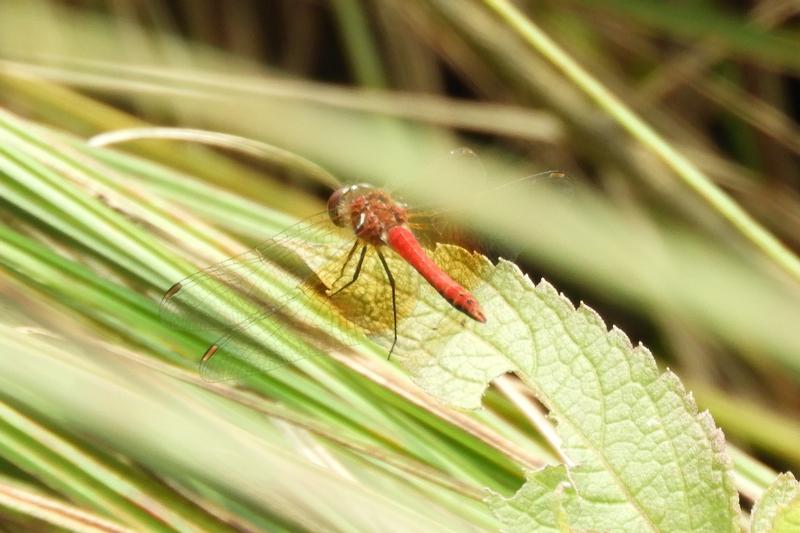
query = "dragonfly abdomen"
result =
(386, 226, 486, 323)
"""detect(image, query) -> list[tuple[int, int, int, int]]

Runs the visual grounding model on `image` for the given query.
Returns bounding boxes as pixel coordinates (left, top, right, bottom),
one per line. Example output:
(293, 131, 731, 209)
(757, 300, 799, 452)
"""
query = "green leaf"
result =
(389, 246, 740, 531)
(484, 465, 572, 532)
(290, 237, 742, 530)
(751, 473, 800, 533)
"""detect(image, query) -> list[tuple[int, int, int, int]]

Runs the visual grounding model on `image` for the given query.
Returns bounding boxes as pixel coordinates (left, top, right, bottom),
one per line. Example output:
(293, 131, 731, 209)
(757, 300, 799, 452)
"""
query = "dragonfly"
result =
(161, 150, 565, 381)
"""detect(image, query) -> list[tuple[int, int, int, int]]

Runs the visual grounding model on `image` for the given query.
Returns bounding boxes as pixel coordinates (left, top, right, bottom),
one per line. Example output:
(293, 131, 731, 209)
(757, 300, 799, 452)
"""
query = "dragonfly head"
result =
(328, 183, 374, 227)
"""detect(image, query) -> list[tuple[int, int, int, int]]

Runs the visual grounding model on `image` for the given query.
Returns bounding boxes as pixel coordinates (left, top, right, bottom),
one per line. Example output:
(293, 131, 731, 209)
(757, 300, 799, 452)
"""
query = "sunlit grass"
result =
(0, 0, 798, 530)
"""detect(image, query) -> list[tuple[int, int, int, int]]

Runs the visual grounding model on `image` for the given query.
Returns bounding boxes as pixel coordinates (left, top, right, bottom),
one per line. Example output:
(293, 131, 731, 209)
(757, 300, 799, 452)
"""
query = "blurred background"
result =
(0, 0, 799, 530)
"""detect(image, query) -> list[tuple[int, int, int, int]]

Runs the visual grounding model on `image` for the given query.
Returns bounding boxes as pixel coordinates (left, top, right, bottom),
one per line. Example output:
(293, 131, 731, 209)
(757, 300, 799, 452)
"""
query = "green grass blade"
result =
(481, 0, 800, 285)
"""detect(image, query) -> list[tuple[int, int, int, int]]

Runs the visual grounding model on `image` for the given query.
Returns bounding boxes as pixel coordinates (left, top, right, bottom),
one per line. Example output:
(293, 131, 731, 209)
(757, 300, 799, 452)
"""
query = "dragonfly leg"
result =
(330, 244, 368, 296)
(376, 249, 397, 358)
(331, 239, 361, 288)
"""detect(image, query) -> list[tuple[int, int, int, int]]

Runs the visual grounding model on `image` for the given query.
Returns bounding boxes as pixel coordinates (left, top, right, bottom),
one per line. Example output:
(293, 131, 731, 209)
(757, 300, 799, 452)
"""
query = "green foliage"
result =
(752, 473, 800, 533)
(0, 0, 798, 531)
(366, 247, 739, 530)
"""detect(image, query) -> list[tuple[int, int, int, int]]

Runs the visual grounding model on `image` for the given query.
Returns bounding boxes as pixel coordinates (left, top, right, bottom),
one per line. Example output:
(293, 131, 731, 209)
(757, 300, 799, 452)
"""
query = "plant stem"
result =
(482, 0, 800, 285)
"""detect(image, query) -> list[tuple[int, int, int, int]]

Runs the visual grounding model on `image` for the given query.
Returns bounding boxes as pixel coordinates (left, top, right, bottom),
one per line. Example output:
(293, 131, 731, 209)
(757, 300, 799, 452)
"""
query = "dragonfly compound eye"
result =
(328, 184, 375, 227)
(327, 187, 349, 227)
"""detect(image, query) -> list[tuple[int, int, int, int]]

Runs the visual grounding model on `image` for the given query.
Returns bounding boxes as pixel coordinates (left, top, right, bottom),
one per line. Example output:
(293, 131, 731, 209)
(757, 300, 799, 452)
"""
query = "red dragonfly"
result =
(161, 152, 564, 381)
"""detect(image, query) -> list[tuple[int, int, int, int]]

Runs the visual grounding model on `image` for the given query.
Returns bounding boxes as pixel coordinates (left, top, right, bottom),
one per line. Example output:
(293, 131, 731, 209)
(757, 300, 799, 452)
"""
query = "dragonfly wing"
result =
(388, 243, 491, 355)
(279, 235, 451, 354)
(198, 236, 383, 381)
(330, 247, 420, 345)
(160, 212, 339, 333)
(409, 170, 573, 263)
(196, 231, 487, 378)
(302, 239, 468, 354)
(198, 272, 360, 381)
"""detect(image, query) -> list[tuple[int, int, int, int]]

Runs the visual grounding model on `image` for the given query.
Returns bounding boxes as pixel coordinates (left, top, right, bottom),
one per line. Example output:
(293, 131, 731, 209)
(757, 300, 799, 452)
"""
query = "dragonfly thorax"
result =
(327, 184, 408, 245)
